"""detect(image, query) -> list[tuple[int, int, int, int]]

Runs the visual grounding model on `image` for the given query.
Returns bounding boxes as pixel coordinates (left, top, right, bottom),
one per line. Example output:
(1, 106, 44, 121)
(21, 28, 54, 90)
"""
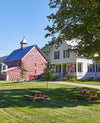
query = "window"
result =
(36, 53, 39, 57)
(87, 64, 95, 72)
(96, 64, 100, 72)
(32, 53, 34, 57)
(90, 64, 95, 72)
(63, 50, 70, 58)
(54, 51, 60, 59)
(35, 47, 37, 50)
(78, 63, 82, 72)
(55, 65, 61, 73)
(87, 64, 90, 72)
(63, 65, 66, 72)
(3, 65, 6, 70)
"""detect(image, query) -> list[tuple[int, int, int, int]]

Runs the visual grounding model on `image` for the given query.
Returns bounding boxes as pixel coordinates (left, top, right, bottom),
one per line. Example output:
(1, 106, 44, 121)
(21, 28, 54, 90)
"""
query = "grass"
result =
(60, 77, 100, 86)
(63, 79, 100, 86)
(0, 80, 100, 123)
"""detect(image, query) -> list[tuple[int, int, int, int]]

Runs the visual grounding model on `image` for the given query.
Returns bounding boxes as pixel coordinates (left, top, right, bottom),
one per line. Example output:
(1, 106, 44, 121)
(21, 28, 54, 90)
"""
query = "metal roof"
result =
(3, 45, 35, 63)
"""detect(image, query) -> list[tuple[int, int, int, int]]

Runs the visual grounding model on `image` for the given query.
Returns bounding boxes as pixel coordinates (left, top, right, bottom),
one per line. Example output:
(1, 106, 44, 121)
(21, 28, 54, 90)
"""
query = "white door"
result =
(7, 75, 9, 81)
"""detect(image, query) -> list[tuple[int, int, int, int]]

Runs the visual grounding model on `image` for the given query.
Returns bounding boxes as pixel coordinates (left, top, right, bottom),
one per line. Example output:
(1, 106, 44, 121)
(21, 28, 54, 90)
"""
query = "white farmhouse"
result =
(50, 39, 100, 80)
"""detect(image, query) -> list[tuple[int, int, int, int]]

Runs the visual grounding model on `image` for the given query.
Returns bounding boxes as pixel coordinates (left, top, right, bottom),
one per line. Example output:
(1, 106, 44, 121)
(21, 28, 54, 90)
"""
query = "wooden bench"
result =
(75, 94, 89, 97)
(24, 94, 34, 99)
(75, 90, 100, 101)
(97, 94, 100, 98)
(32, 95, 48, 102)
(75, 94, 95, 100)
(24, 91, 48, 102)
(43, 95, 48, 98)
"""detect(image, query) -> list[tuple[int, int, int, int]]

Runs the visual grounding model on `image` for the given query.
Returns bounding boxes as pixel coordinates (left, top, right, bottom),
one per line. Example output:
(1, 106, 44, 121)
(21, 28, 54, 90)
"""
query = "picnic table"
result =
(75, 90, 100, 100)
(24, 90, 48, 102)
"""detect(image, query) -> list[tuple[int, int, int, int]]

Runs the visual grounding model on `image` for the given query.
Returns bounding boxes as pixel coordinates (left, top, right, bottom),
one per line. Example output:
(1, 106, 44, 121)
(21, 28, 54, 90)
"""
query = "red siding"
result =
(6, 68, 21, 81)
(3, 46, 47, 81)
(22, 46, 47, 80)
(2, 73, 6, 80)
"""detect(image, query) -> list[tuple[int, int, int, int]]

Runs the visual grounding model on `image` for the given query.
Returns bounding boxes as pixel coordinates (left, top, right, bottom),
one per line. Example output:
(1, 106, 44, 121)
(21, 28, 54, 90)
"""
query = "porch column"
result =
(55, 65, 56, 73)
(76, 62, 78, 79)
(61, 64, 63, 76)
(94, 61, 96, 79)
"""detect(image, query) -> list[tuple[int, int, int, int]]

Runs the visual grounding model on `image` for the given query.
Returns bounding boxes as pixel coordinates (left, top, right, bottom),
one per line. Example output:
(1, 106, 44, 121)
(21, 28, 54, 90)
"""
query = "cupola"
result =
(20, 37, 27, 50)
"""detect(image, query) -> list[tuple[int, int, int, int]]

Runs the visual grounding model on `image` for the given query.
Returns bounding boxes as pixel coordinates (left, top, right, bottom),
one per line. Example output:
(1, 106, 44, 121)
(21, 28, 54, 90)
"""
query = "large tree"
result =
(45, 0, 100, 61)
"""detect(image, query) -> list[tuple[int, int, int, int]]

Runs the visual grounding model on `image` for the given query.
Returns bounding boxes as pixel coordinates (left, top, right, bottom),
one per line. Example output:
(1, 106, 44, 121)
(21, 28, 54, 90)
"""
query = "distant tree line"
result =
(41, 43, 54, 59)
(0, 56, 7, 63)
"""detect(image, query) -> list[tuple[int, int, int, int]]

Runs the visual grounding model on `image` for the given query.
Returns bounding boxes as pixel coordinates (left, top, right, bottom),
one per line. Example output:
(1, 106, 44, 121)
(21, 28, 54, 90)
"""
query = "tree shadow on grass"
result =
(0, 87, 100, 109)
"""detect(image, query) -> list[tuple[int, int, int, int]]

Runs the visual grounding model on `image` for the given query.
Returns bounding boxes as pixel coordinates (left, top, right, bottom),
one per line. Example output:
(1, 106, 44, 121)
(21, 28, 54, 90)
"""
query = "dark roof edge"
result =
(35, 45, 48, 61)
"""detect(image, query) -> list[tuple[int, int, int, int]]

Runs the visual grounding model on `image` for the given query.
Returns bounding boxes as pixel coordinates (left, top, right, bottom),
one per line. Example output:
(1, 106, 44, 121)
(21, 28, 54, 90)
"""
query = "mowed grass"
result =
(0, 81, 100, 123)
(66, 80, 100, 86)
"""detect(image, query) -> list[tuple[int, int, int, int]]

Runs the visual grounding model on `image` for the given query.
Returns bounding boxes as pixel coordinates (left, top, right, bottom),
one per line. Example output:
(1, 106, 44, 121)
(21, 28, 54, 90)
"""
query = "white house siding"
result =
(50, 41, 77, 77)
(50, 41, 76, 65)
(50, 40, 100, 80)
(76, 58, 93, 79)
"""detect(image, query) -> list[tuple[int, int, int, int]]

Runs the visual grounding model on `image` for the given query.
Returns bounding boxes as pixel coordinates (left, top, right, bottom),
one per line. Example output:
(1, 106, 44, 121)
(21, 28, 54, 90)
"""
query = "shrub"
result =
(80, 77, 93, 81)
(42, 75, 56, 81)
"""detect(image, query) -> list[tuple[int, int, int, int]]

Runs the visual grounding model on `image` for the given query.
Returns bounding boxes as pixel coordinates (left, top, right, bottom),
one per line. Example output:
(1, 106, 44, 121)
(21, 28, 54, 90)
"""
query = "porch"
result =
(53, 62, 83, 79)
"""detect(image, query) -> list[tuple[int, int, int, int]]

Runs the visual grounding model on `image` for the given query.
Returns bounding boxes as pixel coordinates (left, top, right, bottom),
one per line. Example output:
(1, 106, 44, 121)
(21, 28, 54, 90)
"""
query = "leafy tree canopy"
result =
(45, 0, 100, 61)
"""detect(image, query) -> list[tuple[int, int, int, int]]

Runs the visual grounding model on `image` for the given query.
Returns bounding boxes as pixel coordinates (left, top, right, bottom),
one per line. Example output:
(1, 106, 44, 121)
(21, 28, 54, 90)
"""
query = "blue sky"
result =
(0, 0, 53, 57)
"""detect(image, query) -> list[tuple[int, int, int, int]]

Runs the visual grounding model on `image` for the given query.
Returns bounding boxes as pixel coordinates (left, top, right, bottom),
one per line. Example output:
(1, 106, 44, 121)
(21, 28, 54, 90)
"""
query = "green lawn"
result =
(65, 79, 100, 86)
(0, 80, 100, 123)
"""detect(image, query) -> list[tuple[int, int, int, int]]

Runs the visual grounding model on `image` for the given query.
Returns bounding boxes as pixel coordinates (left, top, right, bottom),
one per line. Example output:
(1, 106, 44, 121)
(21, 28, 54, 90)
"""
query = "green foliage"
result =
(20, 62, 27, 80)
(61, 76, 77, 82)
(41, 43, 54, 59)
(42, 62, 55, 80)
(0, 56, 7, 63)
(80, 77, 94, 81)
(48, 75, 56, 81)
(46, 0, 100, 61)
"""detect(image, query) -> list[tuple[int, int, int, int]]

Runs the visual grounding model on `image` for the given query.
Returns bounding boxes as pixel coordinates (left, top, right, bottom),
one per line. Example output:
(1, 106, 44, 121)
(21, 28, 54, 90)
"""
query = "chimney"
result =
(20, 37, 27, 50)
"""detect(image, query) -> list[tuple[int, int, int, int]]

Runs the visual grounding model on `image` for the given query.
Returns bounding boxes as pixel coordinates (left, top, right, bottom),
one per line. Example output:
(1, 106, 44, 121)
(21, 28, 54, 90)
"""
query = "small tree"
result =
(42, 62, 54, 81)
(42, 61, 55, 91)
(20, 62, 27, 80)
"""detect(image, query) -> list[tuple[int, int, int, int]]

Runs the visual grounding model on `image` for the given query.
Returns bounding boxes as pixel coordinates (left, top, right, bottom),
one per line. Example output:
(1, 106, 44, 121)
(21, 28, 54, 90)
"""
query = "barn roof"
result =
(3, 45, 35, 63)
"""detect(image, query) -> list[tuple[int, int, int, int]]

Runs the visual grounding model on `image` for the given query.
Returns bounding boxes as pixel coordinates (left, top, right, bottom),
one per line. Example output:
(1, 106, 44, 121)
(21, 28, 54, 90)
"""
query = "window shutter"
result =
(63, 50, 65, 58)
(58, 51, 60, 59)
(68, 51, 70, 58)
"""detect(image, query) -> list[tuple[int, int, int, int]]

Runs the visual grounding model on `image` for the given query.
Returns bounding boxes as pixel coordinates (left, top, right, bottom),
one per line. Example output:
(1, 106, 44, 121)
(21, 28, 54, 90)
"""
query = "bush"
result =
(61, 76, 77, 82)
(80, 77, 93, 81)
(42, 75, 56, 81)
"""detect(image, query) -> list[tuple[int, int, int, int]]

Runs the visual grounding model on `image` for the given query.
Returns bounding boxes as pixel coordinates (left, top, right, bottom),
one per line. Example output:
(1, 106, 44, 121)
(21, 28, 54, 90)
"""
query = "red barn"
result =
(2, 38, 48, 81)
